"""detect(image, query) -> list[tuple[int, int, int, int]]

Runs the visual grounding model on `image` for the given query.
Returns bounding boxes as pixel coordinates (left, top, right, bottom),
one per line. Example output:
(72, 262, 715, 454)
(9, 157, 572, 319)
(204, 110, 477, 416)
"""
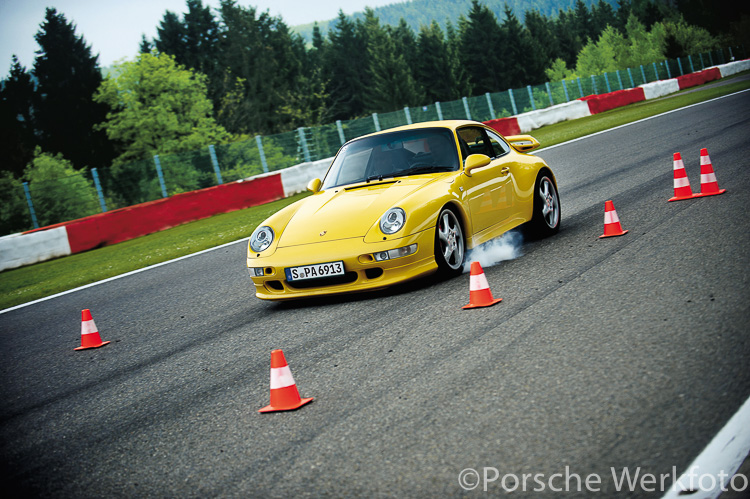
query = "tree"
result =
(154, 1, 223, 111)
(323, 11, 368, 119)
(362, 13, 423, 112)
(459, 1, 506, 94)
(32, 8, 114, 172)
(23, 147, 100, 227)
(94, 52, 229, 203)
(0, 56, 36, 178)
(500, 5, 535, 86)
(415, 21, 463, 102)
(0, 171, 31, 235)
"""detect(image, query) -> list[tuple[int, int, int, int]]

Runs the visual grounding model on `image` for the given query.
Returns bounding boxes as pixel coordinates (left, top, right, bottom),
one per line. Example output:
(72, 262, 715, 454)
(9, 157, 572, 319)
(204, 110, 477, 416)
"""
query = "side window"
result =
(457, 127, 493, 160)
(486, 129, 511, 158)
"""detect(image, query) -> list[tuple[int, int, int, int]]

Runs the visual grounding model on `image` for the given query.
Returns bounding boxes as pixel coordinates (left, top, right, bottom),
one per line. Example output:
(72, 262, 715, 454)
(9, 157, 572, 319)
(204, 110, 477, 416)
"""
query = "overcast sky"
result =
(0, 0, 396, 73)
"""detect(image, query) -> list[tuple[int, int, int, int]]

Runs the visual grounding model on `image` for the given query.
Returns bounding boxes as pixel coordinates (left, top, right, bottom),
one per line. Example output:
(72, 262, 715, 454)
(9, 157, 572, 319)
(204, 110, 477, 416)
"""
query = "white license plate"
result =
(285, 261, 345, 281)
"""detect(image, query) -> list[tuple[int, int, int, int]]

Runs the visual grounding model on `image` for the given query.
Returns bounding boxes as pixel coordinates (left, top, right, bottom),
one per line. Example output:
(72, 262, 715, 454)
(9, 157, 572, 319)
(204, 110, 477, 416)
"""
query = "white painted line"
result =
(3, 89, 748, 315)
(0, 237, 249, 315)
(661, 394, 750, 498)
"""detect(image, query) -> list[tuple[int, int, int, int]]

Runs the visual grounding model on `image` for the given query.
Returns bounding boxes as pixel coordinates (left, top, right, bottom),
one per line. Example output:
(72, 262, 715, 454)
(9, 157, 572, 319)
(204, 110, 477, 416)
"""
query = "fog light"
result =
(249, 267, 264, 276)
(373, 244, 417, 262)
(374, 251, 390, 262)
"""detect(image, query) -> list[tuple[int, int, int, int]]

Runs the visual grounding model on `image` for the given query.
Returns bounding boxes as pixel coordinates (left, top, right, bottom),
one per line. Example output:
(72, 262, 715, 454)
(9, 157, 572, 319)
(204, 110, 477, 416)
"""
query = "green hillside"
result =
(293, 0, 619, 41)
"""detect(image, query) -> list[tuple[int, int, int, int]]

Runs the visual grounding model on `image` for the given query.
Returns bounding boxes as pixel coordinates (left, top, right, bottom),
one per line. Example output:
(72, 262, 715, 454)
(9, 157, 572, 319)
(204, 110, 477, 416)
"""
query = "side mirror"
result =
(464, 154, 491, 177)
(505, 135, 541, 152)
(307, 178, 322, 193)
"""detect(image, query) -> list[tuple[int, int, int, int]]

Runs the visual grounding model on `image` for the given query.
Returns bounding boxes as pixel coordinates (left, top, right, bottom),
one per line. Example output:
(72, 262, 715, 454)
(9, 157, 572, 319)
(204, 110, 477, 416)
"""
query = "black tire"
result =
(434, 207, 466, 277)
(528, 172, 561, 239)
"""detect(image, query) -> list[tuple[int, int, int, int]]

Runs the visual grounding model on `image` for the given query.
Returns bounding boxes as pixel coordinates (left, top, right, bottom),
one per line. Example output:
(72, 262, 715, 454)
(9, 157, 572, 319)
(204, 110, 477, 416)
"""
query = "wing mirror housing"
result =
(464, 154, 491, 176)
(506, 135, 541, 152)
(307, 178, 322, 193)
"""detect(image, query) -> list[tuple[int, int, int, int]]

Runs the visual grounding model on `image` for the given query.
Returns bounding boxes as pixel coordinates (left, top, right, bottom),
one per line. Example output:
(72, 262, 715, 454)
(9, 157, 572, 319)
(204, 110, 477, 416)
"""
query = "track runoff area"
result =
(3, 90, 750, 497)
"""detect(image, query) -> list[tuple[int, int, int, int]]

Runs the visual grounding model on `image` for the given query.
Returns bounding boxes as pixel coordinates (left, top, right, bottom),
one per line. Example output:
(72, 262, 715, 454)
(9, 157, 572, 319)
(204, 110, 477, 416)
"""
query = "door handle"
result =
(500, 167, 510, 175)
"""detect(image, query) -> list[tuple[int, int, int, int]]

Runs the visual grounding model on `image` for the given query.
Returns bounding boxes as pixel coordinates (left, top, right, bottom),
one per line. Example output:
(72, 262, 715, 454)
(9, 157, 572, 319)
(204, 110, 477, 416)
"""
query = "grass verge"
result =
(1, 73, 749, 311)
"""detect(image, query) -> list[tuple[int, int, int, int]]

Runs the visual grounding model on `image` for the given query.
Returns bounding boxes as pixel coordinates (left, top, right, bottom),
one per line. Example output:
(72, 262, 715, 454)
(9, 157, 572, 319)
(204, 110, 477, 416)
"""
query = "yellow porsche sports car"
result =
(247, 120, 560, 300)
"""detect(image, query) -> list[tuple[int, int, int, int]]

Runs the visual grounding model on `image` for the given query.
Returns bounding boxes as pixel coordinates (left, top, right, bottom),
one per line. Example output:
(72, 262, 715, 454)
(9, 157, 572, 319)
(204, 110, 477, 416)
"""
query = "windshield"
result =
(322, 128, 460, 189)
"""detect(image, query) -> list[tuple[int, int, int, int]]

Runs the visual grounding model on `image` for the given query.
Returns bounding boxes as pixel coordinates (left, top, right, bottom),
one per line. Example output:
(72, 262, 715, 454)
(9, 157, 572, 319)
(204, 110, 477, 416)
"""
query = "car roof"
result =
(360, 120, 485, 139)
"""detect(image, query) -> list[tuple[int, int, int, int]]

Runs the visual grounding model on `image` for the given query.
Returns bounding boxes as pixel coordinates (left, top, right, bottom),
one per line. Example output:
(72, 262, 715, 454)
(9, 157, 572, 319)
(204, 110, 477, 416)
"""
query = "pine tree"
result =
(460, 1, 506, 93)
(323, 11, 368, 119)
(32, 8, 114, 171)
(363, 15, 422, 112)
(0, 56, 36, 178)
(415, 21, 461, 102)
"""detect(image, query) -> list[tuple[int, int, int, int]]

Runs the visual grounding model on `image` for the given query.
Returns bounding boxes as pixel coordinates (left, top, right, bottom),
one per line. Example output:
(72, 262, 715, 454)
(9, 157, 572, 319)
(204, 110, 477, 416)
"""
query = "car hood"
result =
(277, 175, 447, 247)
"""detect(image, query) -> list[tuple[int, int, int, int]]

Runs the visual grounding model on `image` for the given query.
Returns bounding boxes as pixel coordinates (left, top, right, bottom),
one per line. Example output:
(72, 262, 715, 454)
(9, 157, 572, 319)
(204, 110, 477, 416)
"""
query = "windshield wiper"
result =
(366, 173, 397, 183)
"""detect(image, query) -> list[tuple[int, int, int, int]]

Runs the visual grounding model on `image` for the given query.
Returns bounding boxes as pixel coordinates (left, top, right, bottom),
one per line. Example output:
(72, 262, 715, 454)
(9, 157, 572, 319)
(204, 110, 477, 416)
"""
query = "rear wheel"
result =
(528, 173, 560, 238)
(435, 207, 465, 276)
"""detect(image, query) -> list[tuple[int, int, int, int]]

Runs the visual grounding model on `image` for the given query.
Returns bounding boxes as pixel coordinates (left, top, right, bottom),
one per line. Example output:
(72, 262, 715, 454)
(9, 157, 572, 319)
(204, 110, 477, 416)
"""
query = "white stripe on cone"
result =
(701, 172, 717, 183)
(673, 159, 686, 170)
(604, 211, 620, 224)
(700, 154, 710, 165)
(81, 319, 98, 336)
(470, 273, 490, 291)
(673, 177, 690, 188)
(270, 365, 296, 389)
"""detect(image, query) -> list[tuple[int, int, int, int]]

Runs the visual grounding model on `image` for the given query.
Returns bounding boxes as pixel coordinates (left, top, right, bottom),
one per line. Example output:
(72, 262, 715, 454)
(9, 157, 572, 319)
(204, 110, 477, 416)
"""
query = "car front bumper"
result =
(247, 228, 438, 300)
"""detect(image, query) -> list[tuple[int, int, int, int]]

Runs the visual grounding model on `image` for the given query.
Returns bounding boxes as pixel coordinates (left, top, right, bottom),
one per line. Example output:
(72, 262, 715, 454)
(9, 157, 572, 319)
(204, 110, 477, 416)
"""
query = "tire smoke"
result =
(462, 230, 523, 273)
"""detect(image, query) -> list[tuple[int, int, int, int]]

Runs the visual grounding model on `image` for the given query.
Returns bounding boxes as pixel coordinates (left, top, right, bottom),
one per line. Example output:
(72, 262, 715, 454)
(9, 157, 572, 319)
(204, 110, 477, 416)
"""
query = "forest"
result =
(0, 0, 748, 234)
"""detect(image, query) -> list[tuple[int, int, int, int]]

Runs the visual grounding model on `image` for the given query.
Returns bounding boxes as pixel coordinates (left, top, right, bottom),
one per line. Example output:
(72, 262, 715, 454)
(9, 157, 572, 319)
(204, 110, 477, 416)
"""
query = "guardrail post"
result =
(372, 113, 381, 132)
(604, 73, 612, 93)
(22, 181, 39, 229)
(526, 85, 536, 110)
(297, 127, 311, 163)
(508, 89, 518, 115)
(627, 68, 635, 87)
(255, 135, 269, 173)
(335, 120, 346, 145)
(208, 145, 223, 185)
(485, 92, 496, 119)
(615, 70, 624, 90)
(708, 51, 714, 66)
(665, 61, 671, 79)
(728, 46, 734, 61)
(562, 80, 570, 102)
(590, 75, 597, 95)
(688, 55, 695, 73)
(153, 155, 168, 198)
(545, 82, 554, 106)
(91, 168, 107, 212)
(576, 77, 583, 98)
(652, 62, 659, 80)
(640, 64, 647, 83)
(698, 53, 704, 70)
(404, 106, 413, 125)
(462, 96, 472, 119)
(677, 58, 684, 76)
(435, 101, 444, 120)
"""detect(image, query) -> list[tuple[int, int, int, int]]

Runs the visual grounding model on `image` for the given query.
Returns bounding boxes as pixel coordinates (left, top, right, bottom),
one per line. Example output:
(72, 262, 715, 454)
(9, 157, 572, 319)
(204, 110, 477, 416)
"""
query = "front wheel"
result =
(434, 207, 465, 276)
(528, 173, 561, 238)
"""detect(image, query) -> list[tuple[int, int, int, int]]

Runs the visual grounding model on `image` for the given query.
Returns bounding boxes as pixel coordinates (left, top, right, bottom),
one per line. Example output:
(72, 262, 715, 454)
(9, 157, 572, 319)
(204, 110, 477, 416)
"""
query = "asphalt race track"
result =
(1, 91, 749, 497)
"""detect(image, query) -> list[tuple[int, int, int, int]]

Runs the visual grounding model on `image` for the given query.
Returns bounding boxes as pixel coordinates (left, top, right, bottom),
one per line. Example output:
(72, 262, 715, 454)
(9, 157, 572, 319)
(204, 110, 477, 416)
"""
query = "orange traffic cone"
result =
(259, 349, 313, 413)
(669, 152, 696, 202)
(694, 148, 726, 198)
(462, 261, 502, 309)
(75, 309, 110, 350)
(599, 200, 628, 238)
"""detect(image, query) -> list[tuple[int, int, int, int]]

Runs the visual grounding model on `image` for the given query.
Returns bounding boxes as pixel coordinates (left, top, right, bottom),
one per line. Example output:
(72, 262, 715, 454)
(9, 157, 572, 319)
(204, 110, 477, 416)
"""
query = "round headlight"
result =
(380, 208, 406, 235)
(250, 226, 274, 252)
